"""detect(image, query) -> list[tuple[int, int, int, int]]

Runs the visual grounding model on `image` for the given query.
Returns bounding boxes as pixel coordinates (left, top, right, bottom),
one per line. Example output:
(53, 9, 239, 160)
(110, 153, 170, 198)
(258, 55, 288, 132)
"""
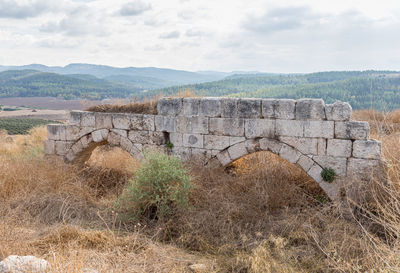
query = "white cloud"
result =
(119, 0, 152, 16)
(159, 30, 180, 39)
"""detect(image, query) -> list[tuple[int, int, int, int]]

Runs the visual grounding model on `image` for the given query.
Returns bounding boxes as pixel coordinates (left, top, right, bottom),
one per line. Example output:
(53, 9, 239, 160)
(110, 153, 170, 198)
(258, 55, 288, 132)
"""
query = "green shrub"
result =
(321, 168, 336, 183)
(115, 150, 191, 221)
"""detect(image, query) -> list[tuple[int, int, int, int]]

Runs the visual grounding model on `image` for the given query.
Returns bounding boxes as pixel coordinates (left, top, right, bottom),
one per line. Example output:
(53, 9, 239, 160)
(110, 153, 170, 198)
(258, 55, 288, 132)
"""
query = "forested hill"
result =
(149, 71, 400, 110)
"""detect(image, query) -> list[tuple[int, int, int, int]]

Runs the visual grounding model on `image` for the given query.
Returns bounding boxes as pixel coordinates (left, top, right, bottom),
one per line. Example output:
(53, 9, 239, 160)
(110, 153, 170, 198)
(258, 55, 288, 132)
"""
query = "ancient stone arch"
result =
(44, 97, 383, 201)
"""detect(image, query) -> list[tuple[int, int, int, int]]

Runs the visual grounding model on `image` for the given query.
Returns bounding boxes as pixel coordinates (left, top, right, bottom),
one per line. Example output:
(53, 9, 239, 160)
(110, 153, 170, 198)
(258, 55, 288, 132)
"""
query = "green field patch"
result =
(0, 118, 61, 135)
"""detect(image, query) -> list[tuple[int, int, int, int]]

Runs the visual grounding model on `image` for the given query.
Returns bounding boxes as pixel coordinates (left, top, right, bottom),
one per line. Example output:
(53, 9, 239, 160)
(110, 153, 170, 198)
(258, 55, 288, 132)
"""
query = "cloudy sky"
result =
(0, 0, 399, 72)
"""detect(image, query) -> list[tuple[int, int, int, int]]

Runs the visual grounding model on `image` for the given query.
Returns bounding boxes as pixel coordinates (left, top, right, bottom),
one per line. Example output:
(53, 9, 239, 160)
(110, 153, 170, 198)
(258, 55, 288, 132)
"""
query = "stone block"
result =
(228, 142, 248, 161)
(43, 140, 55, 155)
(177, 116, 208, 134)
(245, 138, 260, 153)
(65, 126, 81, 141)
(307, 164, 323, 183)
(95, 112, 113, 128)
(155, 116, 176, 132)
(149, 131, 165, 145)
(221, 98, 238, 117)
(47, 124, 62, 140)
(80, 135, 92, 149)
(295, 99, 326, 120)
(171, 146, 192, 161)
(120, 137, 134, 153)
(230, 136, 246, 145)
(199, 97, 221, 117)
(169, 133, 183, 147)
(245, 119, 275, 138)
(304, 121, 334, 138)
(128, 130, 150, 144)
(66, 150, 76, 162)
(112, 114, 130, 129)
(216, 150, 231, 166)
(183, 97, 200, 116)
(262, 99, 295, 119)
(327, 139, 352, 157)
(296, 155, 314, 172)
(317, 138, 326, 155)
(347, 158, 382, 180)
(71, 141, 83, 154)
(335, 121, 370, 140)
(279, 144, 301, 163)
(325, 101, 352, 121)
(69, 111, 83, 126)
(237, 99, 261, 118)
(276, 120, 304, 137)
(107, 131, 121, 146)
(183, 134, 204, 148)
(204, 135, 230, 150)
(81, 112, 95, 127)
(110, 129, 128, 138)
(259, 138, 282, 154)
(129, 114, 153, 131)
(92, 129, 107, 142)
(279, 136, 318, 155)
(209, 118, 244, 136)
(157, 97, 182, 116)
(313, 156, 347, 177)
(353, 140, 381, 159)
(55, 141, 73, 156)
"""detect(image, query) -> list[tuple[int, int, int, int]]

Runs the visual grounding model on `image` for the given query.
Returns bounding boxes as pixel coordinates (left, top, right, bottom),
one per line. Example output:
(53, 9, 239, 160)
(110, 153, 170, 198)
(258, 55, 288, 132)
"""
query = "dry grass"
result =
(1, 110, 400, 272)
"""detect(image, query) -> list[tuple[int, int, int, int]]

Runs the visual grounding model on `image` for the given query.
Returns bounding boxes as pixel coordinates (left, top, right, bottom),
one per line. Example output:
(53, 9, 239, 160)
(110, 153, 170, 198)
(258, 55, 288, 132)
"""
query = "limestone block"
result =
(43, 140, 55, 155)
(325, 101, 352, 121)
(47, 124, 63, 140)
(279, 136, 318, 155)
(259, 138, 282, 154)
(55, 141, 73, 155)
(112, 114, 130, 129)
(110, 129, 128, 138)
(216, 150, 231, 166)
(347, 158, 381, 180)
(304, 121, 334, 138)
(95, 112, 113, 128)
(183, 97, 200, 116)
(81, 112, 95, 127)
(128, 130, 150, 144)
(245, 138, 260, 153)
(155, 116, 176, 132)
(228, 142, 248, 161)
(238, 99, 261, 118)
(276, 120, 304, 137)
(245, 119, 275, 138)
(279, 144, 301, 163)
(107, 131, 121, 146)
(157, 97, 182, 116)
(335, 121, 370, 140)
(295, 99, 326, 120)
(183, 134, 204, 148)
(221, 98, 238, 117)
(71, 141, 83, 154)
(327, 139, 352, 157)
(171, 146, 192, 161)
(130, 114, 155, 131)
(0, 255, 49, 273)
(204, 135, 230, 150)
(80, 135, 92, 149)
(77, 127, 96, 139)
(65, 126, 81, 141)
(296, 155, 314, 172)
(120, 137, 134, 153)
(262, 99, 295, 119)
(230, 136, 246, 145)
(209, 118, 245, 136)
(169, 133, 183, 147)
(191, 148, 214, 161)
(177, 116, 208, 134)
(66, 150, 76, 162)
(307, 164, 323, 183)
(313, 156, 347, 177)
(353, 140, 381, 159)
(149, 131, 165, 145)
(69, 111, 83, 126)
(199, 97, 221, 117)
(92, 129, 107, 142)
(317, 138, 326, 155)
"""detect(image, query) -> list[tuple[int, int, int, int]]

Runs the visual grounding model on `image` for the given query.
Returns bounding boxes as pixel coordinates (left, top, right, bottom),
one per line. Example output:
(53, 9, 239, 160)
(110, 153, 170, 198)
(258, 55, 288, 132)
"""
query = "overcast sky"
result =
(0, 0, 399, 72)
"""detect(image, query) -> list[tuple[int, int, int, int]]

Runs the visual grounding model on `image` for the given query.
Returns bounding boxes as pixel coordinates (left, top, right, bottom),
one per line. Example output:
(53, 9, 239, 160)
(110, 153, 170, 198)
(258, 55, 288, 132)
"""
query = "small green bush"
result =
(165, 141, 174, 149)
(321, 168, 336, 183)
(115, 150, 191, 221)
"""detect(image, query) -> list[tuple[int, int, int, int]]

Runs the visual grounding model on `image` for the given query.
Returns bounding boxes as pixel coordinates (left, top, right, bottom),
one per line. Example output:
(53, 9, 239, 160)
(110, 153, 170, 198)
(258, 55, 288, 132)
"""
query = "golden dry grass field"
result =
(0, 109, 400, 272)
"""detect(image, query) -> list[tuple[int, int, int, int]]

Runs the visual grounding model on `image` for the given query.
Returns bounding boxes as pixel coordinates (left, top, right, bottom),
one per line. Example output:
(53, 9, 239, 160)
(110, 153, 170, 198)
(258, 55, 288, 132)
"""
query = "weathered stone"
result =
(230, 136, 246, 145)
(155, 116, 176, 132)
(325, 101, 352, 121)
(262, 99, 296, 119)
(327, 139, 352, 157)
(228, 142, 248, 161)
(69, 111, 82, 126)
(221, 98, 238, 117)
(245, 138, 260, 153)
(183, 134, 204, 148)
(91, 130, 107, 142)
(112, 114, 130, 129)
(110, 129, 128, 138)
(317, 138, 326, 155)
(55, 141, 73, 155)
(0, 255, 49, 273)
(130, 114, 155, 131)
(296, 155, 314, 172)
(237, 99, 261, 118)
(47, 124, 62, 140)
(95, 112, 113, 128)
(183, 97, 200, 116)
(276, 120, 304, 137)
(259, 138, 282, 154)
(216, 149, 231, 165)
(80, 134, 92, 148)
(157, 97, 182, 116)
(204, 135, 230, 150)
(171, 146, 192, 161)
(245, 119, 275, 138)
(307, 164, 323, 183)
(128, 130, 150, 144)
(191, 148, 214, 161)
(149, 131, 165, 145)
(43, 140, 55, 154)
(335, 121, 370, 140)
(279, 136, 318, 155)
(279, 144, 301, 163)
(353, 140, 381, 159)
(296, 99, 326, 120)
(120, 137, 134, 152)
(169, 133, 183, 147)
(304, 121, 334, 138)
(313, 155, 347, 177)
(71, 141, 84, 154)
(81, 112, 95, 127)
(107, 131, 121, 146)
(209, 118, 244, 136)
(65, 126, 81, 141)
(347, 158, 382, 180)
(199, 97, 221, 117)
(177, 116, 208, 134)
